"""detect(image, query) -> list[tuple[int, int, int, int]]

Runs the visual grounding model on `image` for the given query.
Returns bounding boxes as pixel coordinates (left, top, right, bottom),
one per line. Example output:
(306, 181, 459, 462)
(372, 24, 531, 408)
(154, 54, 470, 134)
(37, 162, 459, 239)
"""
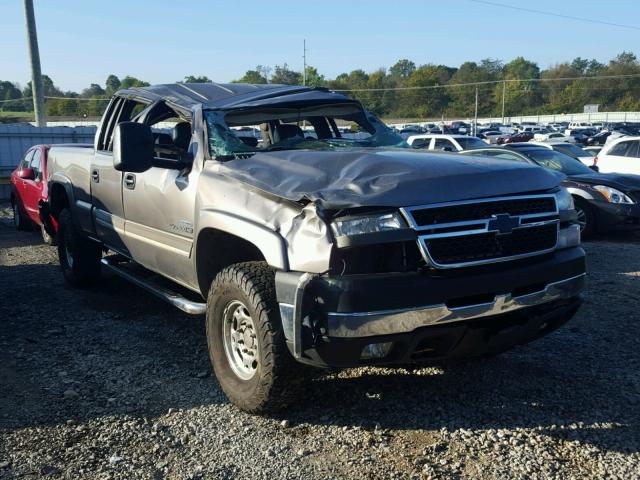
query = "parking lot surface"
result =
(1, 205, 639, 480)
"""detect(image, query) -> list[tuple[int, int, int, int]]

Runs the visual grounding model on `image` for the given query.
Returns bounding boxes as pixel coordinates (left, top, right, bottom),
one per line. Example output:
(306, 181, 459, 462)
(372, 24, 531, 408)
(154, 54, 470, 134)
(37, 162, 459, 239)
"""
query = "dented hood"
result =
(218, 149, 564, 209)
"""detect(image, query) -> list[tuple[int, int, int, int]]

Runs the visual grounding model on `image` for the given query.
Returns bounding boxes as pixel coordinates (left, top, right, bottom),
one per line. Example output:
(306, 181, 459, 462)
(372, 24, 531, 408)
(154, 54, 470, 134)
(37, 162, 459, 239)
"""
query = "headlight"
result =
(331, 212, 405, 237)
(555, 187, 574, 211)
(593, 185, 634, 204)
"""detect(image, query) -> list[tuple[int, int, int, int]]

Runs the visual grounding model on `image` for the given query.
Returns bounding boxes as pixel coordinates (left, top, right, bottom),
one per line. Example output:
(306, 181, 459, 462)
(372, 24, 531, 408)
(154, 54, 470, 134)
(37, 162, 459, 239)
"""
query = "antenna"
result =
(302, 39, 307, 86)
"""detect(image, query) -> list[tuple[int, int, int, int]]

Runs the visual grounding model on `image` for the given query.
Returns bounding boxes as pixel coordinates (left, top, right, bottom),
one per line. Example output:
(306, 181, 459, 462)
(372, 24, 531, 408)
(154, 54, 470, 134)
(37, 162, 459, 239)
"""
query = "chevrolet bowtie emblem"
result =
(488, 214, 520, 235)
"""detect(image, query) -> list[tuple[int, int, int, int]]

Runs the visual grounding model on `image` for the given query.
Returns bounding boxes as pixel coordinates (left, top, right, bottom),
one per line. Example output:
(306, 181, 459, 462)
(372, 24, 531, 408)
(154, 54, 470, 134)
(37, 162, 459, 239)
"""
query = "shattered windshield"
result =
(204, 104, 407, 158)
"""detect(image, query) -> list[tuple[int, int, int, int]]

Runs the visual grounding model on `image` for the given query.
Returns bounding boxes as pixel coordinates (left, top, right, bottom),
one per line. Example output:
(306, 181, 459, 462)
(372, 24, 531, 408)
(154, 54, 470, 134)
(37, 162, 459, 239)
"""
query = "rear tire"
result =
(12, 200, 31, 231)
(574, 197, 595, 239)
(206, 261, 305, 413)
(57, 208, 102, 287)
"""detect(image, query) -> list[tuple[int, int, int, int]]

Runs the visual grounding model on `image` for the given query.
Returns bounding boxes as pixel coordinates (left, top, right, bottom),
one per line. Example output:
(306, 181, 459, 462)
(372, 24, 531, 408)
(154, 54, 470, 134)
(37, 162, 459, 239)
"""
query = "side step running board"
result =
(101, 257, 206, 315)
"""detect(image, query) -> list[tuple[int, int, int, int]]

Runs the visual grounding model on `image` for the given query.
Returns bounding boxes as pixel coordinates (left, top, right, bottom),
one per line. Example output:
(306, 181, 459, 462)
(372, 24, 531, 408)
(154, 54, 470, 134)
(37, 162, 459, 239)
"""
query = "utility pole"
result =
(302, 39, 307, 86)
(23, 0, 45, 126)
(501, 79, 506, 124)
(473, 84, 478, 135)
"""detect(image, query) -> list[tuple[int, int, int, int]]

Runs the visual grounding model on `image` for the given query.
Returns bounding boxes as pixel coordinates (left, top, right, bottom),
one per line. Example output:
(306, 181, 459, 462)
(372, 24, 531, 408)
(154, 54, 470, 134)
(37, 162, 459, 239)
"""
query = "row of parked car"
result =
(12, 134, 640, 247)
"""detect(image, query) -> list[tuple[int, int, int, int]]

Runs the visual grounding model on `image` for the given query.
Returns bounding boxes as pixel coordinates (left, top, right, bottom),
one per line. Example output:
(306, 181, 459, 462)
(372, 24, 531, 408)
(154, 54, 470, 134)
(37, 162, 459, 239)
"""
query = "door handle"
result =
(91, 169, 100, 183)
(124, 173, 136, 190)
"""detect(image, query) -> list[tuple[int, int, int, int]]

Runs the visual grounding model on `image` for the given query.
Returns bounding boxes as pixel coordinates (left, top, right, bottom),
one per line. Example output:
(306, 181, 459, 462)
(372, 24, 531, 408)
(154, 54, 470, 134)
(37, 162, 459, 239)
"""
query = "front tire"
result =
(57, 209, 102, 287)
(206, 262, 304, 413)
(574, 197, 595, 239)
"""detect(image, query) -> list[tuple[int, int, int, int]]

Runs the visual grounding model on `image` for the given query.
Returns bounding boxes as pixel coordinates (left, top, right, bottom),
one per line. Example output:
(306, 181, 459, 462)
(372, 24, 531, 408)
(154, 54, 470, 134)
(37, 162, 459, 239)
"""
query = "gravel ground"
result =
(1, 204, 639, 480)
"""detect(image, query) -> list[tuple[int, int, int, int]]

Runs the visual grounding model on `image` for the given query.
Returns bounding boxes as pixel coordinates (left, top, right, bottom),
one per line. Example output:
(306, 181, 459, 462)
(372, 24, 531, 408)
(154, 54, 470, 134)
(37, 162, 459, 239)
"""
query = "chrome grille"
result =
(401, 195, 559, 269)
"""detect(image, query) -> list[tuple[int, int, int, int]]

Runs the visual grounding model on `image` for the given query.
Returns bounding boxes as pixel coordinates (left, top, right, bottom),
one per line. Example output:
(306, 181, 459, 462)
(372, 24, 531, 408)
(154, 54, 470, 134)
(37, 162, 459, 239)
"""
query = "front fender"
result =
(196, 208, 289, 271)
(566, 186, 595, 201)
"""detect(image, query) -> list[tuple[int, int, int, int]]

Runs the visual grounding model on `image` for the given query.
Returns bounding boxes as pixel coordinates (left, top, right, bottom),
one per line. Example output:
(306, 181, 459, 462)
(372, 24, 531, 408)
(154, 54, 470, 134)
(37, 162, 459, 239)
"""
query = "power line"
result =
(467, 0, 640, 31)
(334, 73, 640, 92)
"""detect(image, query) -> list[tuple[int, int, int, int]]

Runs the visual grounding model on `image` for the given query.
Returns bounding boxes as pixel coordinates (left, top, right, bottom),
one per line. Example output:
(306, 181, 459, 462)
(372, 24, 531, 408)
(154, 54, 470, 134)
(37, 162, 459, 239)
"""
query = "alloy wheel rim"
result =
(222, 300, 259, 380)
(575, 207, 587, 232)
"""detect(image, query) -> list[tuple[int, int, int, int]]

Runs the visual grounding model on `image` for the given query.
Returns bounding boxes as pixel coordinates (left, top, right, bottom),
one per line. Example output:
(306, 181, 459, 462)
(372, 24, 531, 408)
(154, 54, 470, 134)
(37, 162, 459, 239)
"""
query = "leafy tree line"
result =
(1, 51, 639, 119)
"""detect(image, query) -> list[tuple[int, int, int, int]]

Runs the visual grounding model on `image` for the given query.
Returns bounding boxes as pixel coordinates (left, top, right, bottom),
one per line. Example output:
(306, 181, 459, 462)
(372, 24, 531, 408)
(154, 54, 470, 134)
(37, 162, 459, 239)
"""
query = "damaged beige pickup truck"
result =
(45, 83, 586, 412)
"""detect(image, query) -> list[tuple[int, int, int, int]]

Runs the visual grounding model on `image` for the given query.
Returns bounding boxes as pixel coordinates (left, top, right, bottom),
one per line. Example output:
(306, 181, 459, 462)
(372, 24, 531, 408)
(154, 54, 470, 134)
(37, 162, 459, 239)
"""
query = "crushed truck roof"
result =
(116, 83, 355, 111)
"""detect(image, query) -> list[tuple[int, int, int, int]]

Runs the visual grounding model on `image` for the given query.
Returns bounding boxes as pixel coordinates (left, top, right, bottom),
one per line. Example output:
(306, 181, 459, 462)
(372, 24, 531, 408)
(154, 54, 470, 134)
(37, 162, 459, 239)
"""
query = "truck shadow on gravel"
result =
(1, 261, 638, 456)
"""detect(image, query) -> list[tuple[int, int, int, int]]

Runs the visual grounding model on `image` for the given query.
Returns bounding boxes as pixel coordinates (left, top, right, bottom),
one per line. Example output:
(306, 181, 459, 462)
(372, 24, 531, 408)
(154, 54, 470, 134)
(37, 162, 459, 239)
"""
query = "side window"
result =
(30, 149, 42, 179)
(411, 138, 430, 149)
(20, 149, 35, 169)
(477, 151, 527, 162)
(434, 139, 454, 151)
(608, 141, 633, 157)
(624, 140, 640, 158)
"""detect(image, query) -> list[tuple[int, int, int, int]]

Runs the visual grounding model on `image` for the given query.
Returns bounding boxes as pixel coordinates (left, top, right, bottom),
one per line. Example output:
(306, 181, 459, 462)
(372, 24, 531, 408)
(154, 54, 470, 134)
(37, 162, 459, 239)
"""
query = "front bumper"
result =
(322, 273, 584, 338)
(276, 246, 586, 367)
(590, 200, 640, 232)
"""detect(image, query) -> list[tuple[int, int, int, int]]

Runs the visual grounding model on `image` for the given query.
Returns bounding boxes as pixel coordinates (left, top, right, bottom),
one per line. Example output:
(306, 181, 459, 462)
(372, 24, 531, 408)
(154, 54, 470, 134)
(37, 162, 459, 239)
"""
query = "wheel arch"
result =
(48, 179, 73, 220)
(195, 210, 288, 297)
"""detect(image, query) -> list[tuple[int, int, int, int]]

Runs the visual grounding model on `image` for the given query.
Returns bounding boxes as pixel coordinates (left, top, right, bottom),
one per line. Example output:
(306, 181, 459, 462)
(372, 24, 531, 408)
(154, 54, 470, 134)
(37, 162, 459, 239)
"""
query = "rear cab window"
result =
(97, 97, 149, 152)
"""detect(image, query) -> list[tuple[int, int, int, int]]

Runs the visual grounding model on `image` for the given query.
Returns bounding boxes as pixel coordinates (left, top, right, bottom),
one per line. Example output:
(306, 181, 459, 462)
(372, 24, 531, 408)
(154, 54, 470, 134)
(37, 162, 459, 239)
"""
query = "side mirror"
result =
(589, 165, 600, 172)
(18, 167, 35, 180)
(113, 122, 154, 173)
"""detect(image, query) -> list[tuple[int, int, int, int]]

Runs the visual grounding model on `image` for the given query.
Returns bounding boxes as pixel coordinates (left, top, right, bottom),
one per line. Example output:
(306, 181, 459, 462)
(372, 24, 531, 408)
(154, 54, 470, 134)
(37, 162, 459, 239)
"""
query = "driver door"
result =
(121, 117, 198, 287)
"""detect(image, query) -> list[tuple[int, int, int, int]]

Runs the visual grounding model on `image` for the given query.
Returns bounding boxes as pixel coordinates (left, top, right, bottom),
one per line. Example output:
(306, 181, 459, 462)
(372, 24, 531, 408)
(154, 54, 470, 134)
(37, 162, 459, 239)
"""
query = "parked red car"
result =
(497, 131, 534, 144)
(10, 144, 57, 244)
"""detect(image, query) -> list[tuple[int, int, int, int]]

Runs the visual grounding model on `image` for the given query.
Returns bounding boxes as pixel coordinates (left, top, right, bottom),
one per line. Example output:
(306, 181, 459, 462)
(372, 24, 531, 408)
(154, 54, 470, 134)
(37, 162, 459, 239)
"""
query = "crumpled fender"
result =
(196, 208, 289, 271)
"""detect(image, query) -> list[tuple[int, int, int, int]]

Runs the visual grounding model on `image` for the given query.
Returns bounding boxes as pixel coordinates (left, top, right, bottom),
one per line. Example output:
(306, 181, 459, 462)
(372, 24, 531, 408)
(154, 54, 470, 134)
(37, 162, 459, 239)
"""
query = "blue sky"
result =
(2, 0, 639, 92)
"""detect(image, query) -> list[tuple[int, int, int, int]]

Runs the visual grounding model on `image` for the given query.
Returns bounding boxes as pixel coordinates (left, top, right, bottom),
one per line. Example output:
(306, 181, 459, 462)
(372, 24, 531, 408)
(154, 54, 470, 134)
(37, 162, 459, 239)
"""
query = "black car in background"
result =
(460, 145, 640, 237)
(529, 142, 596, 167)
(586, 130, 611, 146)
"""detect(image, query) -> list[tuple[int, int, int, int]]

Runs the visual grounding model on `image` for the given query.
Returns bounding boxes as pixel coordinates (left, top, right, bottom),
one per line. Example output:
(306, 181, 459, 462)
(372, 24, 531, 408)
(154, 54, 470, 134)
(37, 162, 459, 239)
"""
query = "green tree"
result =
(234, 69, 268, 84)
(447, 60, 500, 117)
(496, 57, 541, 115)
(396, 64, 452, 118)
(303, 66, 325, 86)
(389, 59, 416, 79)
(119, 76, 150, 89)
(271, 64, 302, 85)
(182, 75, 212, 83)
(105, 74, 121, 96)
(0, 80, 25, 111)
(81, 83, 105, 98)
(23, 74, 62, 98)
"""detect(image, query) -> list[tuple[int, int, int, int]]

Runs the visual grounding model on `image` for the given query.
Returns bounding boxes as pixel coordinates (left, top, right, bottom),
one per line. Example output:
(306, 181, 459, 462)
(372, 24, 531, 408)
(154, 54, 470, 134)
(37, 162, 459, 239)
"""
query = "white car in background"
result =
(565, 122, 593, 135)
(595, 136, 640, 174)
(406, 134, 488, 151)
(534, 131, 575, 143)
(518, 125, 545, 134)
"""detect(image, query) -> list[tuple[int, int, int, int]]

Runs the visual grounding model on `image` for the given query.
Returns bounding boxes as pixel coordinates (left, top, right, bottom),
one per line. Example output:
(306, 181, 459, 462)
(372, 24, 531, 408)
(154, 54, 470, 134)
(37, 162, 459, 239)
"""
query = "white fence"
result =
(471, 111, 640, 125)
